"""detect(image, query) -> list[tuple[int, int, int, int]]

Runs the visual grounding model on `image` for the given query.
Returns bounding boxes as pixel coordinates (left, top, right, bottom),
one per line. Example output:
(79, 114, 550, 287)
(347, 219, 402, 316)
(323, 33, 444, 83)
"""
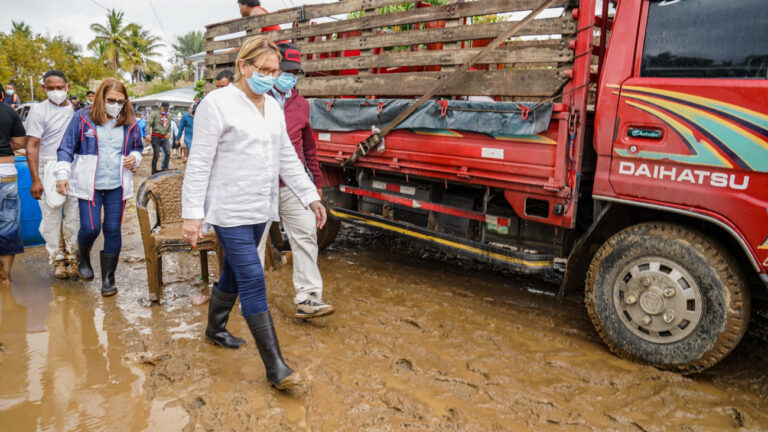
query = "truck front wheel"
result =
(585, 222, 750, 373)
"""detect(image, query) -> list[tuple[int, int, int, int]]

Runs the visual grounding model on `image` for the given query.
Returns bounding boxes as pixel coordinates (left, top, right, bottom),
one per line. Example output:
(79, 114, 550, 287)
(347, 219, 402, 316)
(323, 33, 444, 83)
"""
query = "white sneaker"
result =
(295, 299, 335, 319)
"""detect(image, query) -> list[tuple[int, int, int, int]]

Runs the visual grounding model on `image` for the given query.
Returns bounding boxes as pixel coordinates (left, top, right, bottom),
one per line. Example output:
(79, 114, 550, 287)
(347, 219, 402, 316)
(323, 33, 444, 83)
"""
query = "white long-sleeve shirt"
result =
(181, 84, 320, 228)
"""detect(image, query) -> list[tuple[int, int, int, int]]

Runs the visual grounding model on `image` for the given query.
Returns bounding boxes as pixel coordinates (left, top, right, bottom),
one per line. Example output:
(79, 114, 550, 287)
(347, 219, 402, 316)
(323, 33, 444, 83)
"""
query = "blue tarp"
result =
(309, 99, 553, 136)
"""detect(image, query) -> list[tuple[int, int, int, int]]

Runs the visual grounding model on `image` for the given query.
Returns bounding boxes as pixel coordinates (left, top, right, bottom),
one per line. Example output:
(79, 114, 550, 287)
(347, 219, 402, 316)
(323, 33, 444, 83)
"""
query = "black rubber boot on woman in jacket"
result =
(78, 244, 94, 281)
(100, 252, 118, 297)
(205, 286, 246, 349)
(245, 311, 301, 389)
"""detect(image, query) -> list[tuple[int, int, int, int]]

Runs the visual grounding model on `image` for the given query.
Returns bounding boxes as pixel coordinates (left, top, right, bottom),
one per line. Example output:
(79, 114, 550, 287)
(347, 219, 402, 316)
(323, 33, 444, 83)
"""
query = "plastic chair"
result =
(136, 170, 222, 302)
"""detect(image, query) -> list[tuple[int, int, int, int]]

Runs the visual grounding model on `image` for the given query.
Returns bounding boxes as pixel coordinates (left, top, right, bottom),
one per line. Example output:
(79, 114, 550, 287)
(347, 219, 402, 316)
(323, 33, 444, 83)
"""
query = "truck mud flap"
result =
(330, 208, 554, 273)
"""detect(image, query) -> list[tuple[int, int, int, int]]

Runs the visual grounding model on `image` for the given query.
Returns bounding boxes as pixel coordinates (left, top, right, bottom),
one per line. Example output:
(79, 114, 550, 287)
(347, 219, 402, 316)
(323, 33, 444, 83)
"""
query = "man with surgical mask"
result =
(24, 70, 79, 279)
(3, 84, 21, 109)
(258, 43, 334, 319)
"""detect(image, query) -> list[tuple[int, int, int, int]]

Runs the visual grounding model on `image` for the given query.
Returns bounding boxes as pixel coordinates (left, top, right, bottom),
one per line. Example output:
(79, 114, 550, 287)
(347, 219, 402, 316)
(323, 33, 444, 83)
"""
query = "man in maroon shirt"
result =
(258, 43, 334, 319)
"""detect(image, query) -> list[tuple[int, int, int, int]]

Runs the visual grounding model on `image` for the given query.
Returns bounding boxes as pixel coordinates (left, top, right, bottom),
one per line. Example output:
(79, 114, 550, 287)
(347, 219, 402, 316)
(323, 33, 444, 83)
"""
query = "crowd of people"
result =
(1, 1, 333, 389)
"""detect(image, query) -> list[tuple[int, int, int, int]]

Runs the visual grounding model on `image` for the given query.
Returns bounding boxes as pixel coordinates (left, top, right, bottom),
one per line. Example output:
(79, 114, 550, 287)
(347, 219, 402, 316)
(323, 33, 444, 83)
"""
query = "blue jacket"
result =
(55, 107, 144, 201)
(137, 118, 147, 139)
(176, 112, 194, 146)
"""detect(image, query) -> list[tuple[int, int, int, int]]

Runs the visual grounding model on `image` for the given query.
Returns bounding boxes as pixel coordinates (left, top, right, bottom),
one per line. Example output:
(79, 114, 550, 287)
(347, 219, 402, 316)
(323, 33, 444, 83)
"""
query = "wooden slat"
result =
(357, 7, 379, 76)
(203, 68, 567, 97)
(206, 15, 575, 54)
(206, 0, 412, 37)
(206, 38, 571, 68)
(441, 17, 464, 73)
(295, 69, 567, 97)
(206, 0, 571, 50)
(302, 44, 572, 72)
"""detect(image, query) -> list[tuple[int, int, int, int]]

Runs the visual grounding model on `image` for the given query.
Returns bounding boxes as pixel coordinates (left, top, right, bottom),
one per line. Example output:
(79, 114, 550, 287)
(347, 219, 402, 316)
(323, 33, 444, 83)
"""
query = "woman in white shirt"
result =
(182, 36, 326, 390)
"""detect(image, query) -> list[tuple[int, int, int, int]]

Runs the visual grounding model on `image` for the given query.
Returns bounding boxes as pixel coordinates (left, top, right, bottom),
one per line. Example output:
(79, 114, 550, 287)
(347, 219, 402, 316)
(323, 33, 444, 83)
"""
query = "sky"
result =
(0, 0, 330, 71)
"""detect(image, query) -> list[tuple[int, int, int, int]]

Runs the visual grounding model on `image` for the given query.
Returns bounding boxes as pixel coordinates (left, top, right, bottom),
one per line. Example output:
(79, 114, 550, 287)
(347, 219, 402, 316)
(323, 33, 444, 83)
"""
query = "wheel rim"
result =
(612, 257, 703, 344)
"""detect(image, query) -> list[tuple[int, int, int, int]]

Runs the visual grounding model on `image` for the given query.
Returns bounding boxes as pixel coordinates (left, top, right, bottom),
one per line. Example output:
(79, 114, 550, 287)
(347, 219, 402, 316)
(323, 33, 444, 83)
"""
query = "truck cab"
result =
(580, 0, 768, 372)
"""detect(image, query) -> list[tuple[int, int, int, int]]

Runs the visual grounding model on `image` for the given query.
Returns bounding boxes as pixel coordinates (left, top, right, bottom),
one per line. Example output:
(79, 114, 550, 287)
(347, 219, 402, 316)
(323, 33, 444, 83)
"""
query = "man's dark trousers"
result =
(151, 134, 170, 174)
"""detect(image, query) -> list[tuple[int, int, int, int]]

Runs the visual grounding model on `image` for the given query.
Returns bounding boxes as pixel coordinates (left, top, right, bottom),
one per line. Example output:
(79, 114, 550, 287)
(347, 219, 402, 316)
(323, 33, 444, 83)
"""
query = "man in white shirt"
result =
(25, 70, 79, 279)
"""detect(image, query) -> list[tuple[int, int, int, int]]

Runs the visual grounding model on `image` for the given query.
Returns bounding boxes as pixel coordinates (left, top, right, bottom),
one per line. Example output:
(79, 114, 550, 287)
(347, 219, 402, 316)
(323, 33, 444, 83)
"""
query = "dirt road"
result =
(1, 158, 767, 431)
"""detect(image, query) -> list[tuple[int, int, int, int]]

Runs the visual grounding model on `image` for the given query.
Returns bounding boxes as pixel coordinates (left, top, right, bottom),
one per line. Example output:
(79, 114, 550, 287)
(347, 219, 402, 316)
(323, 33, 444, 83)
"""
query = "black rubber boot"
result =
(205, 286, 246, 349)
(245, 311, 301, 389)
(78, 244, 94, 281)
(100, 252, 118, 297)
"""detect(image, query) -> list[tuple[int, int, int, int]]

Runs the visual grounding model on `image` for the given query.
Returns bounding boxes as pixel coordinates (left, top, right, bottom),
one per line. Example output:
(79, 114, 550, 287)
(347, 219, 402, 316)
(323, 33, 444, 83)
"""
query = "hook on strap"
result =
(437, 99, 449, 117)
(518, 104, 530, 121)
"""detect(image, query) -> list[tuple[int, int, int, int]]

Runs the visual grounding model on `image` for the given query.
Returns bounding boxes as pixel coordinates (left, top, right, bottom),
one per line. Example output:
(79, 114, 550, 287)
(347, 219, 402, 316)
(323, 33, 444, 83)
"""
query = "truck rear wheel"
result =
(585, 222, 750, 373)
(269, 204, 341, 252)
(317, 211, 341, 251)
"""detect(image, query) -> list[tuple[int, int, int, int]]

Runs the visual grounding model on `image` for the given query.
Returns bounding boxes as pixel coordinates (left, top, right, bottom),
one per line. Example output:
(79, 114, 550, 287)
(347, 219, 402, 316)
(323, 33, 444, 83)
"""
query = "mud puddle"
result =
(0, 253, 189, 431)
(1, 157, 767, 431)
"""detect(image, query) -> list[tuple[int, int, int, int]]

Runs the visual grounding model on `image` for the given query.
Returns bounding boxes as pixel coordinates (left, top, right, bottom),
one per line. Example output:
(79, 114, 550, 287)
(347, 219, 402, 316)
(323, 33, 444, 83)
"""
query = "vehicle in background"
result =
(15, 102, 35, 131)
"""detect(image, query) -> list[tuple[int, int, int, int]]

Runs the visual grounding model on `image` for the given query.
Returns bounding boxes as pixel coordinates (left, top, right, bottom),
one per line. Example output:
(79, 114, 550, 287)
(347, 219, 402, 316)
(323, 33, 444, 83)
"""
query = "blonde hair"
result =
(234, 36, 281, 83)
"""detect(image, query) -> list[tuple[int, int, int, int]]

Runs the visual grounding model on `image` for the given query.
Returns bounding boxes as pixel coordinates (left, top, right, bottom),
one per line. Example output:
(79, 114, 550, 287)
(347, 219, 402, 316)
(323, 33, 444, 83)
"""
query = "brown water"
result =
(0, 253, 189, 432)
(1, 161, 767, 431)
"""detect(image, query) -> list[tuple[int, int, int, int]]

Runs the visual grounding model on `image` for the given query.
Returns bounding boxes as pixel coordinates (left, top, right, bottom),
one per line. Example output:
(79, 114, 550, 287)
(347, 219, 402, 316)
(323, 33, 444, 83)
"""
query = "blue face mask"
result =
(6, 90, 13, 95)
(247, 72, 275, 95)
(274, 72, 297, 92)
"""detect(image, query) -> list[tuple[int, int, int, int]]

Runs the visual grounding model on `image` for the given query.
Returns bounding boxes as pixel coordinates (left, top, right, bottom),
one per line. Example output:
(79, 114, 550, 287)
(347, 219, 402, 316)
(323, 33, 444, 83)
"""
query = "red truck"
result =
(205, 0, 767, 372)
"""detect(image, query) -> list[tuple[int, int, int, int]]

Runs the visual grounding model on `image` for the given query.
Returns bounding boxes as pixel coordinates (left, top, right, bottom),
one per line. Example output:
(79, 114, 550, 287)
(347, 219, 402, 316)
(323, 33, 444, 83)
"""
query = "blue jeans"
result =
(0, 180, 23, 256)
(213, 223, 268, 317)
(78, 187, 124, 255)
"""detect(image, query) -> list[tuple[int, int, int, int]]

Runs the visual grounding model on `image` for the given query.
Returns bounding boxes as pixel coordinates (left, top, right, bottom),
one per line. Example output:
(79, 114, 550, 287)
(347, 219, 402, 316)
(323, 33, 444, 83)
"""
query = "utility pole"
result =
(29, 75, 33, 100)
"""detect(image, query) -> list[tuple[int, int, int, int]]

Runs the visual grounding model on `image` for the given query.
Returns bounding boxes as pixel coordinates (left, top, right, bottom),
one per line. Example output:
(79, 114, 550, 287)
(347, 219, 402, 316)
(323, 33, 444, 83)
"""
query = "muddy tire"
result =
(317, 210, 341, 251)
(585, 222, 750, 373)
(269, 204, 341, 251)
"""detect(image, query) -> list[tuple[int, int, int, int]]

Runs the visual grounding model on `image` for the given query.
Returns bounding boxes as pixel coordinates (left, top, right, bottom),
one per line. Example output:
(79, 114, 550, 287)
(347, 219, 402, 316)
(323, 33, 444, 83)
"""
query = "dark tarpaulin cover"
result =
(308, 99, 553, 136)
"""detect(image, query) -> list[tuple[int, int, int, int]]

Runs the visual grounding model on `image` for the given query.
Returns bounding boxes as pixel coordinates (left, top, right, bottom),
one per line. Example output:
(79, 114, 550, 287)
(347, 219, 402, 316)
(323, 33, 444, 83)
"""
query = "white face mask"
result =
(105, 102, 122, 118)
(47, 90, 68, 105)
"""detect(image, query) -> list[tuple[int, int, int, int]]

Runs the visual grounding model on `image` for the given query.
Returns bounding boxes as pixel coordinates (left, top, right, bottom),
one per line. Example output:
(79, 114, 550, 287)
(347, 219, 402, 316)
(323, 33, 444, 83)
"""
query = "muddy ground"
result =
(1, 156, 767, 432)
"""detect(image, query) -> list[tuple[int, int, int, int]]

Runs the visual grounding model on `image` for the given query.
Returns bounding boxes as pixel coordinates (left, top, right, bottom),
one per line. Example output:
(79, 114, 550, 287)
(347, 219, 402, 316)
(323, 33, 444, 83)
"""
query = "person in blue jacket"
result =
(175, 104, 195, 162)
(135, 111, 147, 140)
(54, 78, 143, 297)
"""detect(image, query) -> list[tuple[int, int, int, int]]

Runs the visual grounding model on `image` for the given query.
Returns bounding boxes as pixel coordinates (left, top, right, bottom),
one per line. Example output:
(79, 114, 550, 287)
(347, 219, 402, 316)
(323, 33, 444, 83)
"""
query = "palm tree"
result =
(123, 25, 164, 82)
(88, 9, 139, 75)
(173, 31, 204, 61)
(172, 31, 204, 80)
(11, 21, 32, 37)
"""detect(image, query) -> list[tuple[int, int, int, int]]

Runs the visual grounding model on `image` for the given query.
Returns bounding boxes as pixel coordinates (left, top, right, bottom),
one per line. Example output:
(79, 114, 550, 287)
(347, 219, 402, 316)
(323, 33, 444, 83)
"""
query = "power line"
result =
(147, 0, 171, 43)
(89, 0, 109, 10)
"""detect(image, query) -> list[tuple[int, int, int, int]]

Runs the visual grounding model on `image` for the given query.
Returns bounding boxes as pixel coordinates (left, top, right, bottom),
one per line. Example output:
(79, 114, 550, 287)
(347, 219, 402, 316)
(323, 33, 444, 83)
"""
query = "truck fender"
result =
(559, 202, 629, 303)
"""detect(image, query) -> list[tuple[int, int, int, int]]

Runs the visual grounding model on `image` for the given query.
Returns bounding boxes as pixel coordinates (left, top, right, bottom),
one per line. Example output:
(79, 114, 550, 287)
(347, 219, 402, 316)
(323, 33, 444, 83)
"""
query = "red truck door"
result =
(607, 0, 768, 271)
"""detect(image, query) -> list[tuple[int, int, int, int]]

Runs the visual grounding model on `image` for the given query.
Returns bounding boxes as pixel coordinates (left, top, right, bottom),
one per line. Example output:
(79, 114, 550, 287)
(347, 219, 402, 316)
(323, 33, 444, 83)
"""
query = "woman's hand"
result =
(309, 201, 327, 229)
(56, 180, 69, 196)
(182, 218, 204, 248)
(123, 155, 137, 170)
